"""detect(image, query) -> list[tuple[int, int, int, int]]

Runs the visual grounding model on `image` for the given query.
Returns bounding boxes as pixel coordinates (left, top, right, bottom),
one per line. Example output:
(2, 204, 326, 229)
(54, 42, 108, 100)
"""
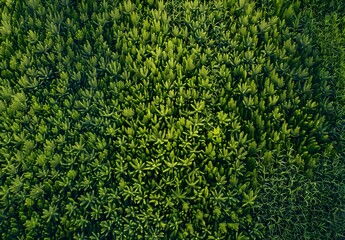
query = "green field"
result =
(0, 0, 344, 239)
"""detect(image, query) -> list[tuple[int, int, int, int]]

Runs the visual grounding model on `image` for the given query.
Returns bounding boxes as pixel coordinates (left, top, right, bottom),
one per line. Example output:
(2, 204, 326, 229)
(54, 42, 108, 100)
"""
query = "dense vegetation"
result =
(249, 0, 345, 239)
(0, 0, 343, 239)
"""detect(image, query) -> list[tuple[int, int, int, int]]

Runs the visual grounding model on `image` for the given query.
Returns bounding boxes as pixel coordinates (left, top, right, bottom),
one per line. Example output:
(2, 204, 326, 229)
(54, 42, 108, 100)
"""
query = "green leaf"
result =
(0, 20, 11, 35)
(29, 184, 44, 200)
(242, 190, 257, 207)
(42, 205, 59, 222)
(24, 217, 39, 231)
(123, 0, 135, 14)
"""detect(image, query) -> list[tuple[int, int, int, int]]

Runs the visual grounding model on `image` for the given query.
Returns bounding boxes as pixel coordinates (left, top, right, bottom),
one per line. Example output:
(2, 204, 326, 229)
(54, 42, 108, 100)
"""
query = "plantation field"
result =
(0, 0, 344, 239)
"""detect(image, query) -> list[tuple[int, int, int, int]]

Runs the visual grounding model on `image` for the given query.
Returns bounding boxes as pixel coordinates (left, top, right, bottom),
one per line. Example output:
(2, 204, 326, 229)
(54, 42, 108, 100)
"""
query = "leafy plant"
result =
(0, 0, 343, 239)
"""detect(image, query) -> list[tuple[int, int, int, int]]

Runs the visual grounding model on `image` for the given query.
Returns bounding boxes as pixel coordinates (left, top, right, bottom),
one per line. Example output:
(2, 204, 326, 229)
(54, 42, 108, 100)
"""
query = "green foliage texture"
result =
(0, 0, 343, 239)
